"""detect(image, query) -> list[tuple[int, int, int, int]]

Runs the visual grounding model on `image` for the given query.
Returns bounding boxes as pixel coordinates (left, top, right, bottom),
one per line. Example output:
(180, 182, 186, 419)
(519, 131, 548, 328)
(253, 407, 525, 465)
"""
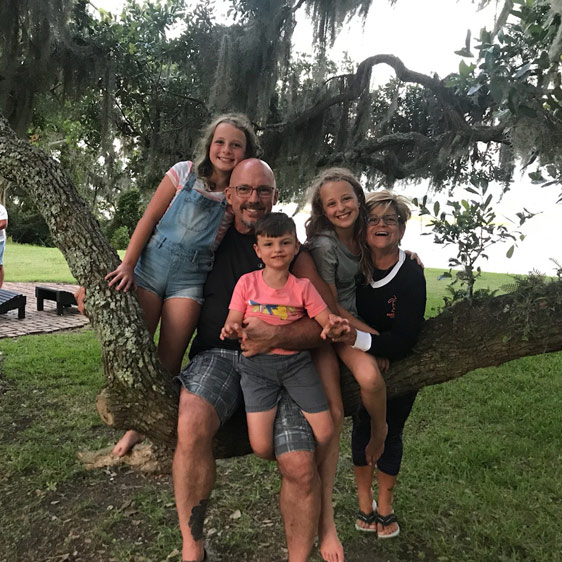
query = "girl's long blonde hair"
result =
(304, 167, 371, 280)
(194, 113, 262, 181)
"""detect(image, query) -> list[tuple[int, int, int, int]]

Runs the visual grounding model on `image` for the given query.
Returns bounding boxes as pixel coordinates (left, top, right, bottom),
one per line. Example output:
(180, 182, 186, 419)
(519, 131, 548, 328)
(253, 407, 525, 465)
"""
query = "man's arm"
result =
(241, 315, 322, 356)
(0, 219, 7, 230)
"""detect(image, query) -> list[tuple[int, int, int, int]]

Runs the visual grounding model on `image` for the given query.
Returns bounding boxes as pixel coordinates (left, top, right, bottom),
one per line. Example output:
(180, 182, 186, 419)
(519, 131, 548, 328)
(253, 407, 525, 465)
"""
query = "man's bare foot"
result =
(319, 523, 344, 562)
(112, 429, 144, 457)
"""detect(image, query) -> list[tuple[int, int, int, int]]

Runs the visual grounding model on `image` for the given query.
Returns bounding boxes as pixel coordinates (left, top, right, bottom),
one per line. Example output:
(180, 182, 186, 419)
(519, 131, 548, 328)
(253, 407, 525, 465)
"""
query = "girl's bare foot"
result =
(112, 429, 144, 457)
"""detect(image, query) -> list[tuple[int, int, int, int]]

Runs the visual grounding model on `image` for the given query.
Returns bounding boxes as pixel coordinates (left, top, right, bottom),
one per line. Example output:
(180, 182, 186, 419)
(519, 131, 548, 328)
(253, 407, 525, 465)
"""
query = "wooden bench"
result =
(0, 289, 26, 319)
(35, 286, 78, 316)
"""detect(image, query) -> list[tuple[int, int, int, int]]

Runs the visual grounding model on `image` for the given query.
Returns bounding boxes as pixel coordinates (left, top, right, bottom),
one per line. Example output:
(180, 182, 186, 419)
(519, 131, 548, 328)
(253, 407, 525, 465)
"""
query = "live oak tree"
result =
(1, 0, 562, 457)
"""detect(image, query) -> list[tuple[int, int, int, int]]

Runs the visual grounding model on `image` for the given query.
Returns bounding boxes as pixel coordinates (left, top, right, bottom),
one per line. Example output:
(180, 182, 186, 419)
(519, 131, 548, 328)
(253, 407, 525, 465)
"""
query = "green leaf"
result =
(537, 51, 551, 70)
(514, 62, 532, 79)
(489, 78, 506, 102)
(459, 60, 475, 78)
(455, 48, 474, 58)
(506, 245, 515, 258)
(433, 201, 440, 216)
(467, 83, 482, 95)
(518, 104, 537, 117)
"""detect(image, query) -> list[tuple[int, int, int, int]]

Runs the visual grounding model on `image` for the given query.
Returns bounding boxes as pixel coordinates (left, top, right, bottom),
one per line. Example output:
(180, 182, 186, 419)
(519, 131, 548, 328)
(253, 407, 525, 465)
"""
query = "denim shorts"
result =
(239, 351, 328, 414)
(176, 348, 315, 456)
(134, 233, 214, 302)
(0, 240, 4, 265)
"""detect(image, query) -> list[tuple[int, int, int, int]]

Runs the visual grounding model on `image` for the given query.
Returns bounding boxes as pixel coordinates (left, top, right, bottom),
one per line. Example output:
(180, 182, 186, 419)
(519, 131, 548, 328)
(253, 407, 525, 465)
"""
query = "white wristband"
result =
(352, 329, 372, 351)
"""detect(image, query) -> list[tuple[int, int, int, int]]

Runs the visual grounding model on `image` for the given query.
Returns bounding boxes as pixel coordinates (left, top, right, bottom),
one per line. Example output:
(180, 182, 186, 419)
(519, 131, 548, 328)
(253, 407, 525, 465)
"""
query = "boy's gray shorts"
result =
(176, 348, 315, 457)
(239, 351, 329, 414)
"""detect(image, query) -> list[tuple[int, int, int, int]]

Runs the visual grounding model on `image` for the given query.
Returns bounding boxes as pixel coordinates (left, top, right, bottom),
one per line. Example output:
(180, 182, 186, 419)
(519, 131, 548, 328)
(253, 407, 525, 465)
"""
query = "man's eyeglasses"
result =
(234, 185, 275, 199)
(367, 214, 401, 226)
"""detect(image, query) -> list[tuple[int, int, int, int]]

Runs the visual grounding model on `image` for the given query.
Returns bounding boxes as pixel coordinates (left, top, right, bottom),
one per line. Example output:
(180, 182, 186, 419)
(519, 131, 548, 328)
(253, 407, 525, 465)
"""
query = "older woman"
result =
(328, 190, 426, 538)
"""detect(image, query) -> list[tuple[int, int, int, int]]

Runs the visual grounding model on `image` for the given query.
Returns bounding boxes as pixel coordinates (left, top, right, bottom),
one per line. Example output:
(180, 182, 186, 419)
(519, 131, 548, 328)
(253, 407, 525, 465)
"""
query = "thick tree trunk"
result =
(1, 115, 561, 458)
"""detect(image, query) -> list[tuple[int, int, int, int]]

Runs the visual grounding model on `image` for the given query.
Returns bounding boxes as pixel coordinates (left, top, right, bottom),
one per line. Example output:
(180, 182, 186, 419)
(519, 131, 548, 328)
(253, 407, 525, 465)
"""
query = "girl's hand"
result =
(320, 314, 350, 340)
(105, 263, 136, 292)
(376, 357, 390, 373)
(404, 250, 424, 269)
(74, 286, 87, 315)
(366, 423, 388, 466)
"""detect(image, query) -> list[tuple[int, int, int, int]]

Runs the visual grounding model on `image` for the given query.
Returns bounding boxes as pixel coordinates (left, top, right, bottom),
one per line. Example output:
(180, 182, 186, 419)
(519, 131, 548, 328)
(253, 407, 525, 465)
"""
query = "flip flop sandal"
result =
(376, 512, 400, 539)
(354, 500, 378, 533)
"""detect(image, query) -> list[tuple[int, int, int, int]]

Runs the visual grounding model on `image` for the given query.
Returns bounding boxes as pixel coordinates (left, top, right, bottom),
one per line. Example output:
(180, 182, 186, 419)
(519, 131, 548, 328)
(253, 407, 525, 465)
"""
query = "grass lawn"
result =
(3, 240, 125, 282)
(1, 243, 560, 561)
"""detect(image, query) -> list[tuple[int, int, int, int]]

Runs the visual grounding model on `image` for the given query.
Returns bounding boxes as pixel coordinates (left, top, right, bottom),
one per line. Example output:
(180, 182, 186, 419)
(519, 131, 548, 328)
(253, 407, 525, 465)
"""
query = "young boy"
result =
(221, 212, 347, 461)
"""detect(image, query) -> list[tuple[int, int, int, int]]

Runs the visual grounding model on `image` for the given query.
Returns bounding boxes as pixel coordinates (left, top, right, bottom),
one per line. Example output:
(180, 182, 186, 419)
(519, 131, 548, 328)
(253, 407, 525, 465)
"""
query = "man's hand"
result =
(239, 317, 277, 356)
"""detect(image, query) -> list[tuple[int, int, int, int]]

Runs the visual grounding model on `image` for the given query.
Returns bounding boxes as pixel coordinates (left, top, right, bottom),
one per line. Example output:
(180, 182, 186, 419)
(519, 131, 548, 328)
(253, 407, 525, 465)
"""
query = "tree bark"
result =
(1, 115, 560, 459)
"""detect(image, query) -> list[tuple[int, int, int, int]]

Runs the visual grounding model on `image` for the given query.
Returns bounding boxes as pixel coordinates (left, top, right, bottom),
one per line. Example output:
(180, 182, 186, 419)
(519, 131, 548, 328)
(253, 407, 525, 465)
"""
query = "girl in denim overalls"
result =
(105, 113, 261, 456)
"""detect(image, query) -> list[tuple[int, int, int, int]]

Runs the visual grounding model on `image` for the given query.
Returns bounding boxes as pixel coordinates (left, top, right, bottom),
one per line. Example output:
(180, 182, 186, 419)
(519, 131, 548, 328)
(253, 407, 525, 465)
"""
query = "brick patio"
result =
(0, 282, 89, 338)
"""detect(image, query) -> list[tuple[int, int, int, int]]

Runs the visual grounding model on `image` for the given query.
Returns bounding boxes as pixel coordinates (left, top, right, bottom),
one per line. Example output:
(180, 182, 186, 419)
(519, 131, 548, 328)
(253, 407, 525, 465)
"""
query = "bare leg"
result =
(158, 297, 201, 375)
(376, 470, 399, 536)
(0, 264, 4, 288)
(277, 450, 321, 562)
(353, 464, 377, 531)
(313, 345, 344, 562)
(247, 409, 277, 460)
(173, 388, 220, 562)
(338, 345, 387, 465)
(302, 410, 334, 466)
(113, 287, 163, 457)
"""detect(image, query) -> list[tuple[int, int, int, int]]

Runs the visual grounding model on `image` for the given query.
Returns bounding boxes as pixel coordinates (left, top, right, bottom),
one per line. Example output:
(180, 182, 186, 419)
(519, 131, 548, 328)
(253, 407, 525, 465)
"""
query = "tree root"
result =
(77, 442, 172, 473)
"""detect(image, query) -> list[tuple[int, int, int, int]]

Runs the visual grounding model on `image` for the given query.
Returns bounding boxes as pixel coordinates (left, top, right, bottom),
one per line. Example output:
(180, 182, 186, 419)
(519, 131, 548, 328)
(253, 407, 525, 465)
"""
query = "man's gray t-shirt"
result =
(307, 230, 361, 316)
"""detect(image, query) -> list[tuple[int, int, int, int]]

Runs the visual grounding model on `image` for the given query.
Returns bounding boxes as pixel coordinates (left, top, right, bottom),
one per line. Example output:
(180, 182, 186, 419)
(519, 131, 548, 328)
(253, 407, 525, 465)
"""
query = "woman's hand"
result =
(105, 262, 137, 292)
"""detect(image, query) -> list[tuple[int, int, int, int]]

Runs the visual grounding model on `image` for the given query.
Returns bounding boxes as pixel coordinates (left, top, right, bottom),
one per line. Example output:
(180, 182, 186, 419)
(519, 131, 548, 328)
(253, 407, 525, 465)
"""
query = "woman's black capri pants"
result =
(351, 391, 418, 476)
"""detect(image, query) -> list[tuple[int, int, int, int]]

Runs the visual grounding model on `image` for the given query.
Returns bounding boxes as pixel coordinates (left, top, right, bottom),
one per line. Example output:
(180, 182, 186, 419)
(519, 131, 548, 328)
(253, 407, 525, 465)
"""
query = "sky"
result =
(89, 0, 561, 275)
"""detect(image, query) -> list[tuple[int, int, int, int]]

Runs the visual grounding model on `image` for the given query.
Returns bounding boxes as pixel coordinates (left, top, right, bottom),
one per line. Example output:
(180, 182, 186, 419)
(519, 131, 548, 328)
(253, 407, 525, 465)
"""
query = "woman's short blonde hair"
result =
(365, 189, 412, 223)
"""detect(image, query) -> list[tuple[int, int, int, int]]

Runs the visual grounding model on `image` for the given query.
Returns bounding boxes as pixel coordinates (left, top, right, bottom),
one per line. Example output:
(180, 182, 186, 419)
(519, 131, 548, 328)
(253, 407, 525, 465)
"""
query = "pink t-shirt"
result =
(229, 270, 327, 355)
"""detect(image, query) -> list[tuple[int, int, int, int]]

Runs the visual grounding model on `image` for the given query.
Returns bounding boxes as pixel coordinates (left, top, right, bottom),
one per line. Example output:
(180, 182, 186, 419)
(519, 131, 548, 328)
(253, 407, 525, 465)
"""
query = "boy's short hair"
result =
(255, 212, 297, 238)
